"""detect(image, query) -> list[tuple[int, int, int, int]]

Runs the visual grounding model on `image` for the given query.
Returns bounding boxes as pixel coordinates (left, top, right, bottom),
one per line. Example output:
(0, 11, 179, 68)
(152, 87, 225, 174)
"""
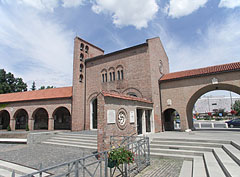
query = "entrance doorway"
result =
(0, 110, 10, 129)
(163, 109, 179, 131)
(145, 110, 152, 133)
(91, 98, 98, 129)
(137, 109, 143, 134)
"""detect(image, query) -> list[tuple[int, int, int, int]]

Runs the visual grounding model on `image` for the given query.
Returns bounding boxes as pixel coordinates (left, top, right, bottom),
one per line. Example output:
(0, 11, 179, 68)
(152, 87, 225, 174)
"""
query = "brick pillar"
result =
(179, 110, 189, 131)
(10, 118, 15, 131)
(48, 117, 54, 131)
(29, 118, 34, 131)
(97, 94, 106, 152)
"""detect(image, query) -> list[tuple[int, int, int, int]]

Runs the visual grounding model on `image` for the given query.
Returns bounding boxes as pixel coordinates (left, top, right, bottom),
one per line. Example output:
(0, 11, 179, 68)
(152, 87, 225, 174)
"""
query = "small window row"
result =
(80, 43, 89, 54)
(102, 70, 123, 83)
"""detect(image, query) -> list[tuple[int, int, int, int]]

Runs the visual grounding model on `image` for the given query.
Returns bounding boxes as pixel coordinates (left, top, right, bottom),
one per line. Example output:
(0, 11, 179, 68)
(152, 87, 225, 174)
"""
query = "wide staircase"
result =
(42, 131, 97, 150)
(150, 138, 240, 177)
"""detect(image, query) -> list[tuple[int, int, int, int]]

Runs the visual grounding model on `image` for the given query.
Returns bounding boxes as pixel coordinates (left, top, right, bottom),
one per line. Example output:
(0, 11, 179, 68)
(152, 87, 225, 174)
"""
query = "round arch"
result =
(33, 108, 49, 130)
(0, 110, 10, 129)
(53, 107, 71, 130)
(186, 83, 240, 129)
(122, 88, 143, 98)
(14, 109, 28, 130)
(163, 108, 180, 131)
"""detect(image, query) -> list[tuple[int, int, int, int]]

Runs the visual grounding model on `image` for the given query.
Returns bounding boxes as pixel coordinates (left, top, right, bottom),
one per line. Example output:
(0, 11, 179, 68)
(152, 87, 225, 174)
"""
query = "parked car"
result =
(225, 118, 240, 128)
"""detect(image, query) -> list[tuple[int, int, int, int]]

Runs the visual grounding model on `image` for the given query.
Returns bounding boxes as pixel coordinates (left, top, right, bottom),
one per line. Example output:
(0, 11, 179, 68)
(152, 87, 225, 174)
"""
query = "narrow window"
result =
(80, 43, 84, 51)
(79, 74, 83, 82)
(117, 71, 120, 80)
(110, 72, 112, 81)
(80, 64, 84, 72)
(85, 46, 89, 53)
(102, 74, 105, 82)
(113, 72, 115, 81)
(105, 73, 107, 82)
(80, 53, 84, 61)
(121, 70, 124, 80)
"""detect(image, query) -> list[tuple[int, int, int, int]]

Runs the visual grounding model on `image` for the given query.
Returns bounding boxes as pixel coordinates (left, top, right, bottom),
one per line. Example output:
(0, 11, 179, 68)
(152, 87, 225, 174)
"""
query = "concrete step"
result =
(179, 160, 192, 177)
(223, 144, 240, 166)
(0, 168, 22, 177)
(0, 138, 27, 144)
(42, 141, 97, 150)
(150, 148, 203, 156)
(56, 132, 97, 137)
(51, 136, 97, 142)
(0, 160, 49, 177)
(151, 140, 223, 148)
(204, 152, 225, 177)
(150, 152, 197, 161)
(150, 144, 213, 152)
(45, 139, 97, 146)
(193, 156, 207, 177)
(152, 138, 230, 144)
(213, 148, 240, 177)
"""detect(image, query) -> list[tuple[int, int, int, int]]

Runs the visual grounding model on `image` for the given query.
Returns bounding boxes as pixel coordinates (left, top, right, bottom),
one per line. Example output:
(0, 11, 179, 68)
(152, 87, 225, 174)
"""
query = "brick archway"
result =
(14, 109, 28, 130)
(0, 110, 10, 129)
(33, 108, 49, 130)
(53, 106, 71, 130)
(186, 83, 240, 129)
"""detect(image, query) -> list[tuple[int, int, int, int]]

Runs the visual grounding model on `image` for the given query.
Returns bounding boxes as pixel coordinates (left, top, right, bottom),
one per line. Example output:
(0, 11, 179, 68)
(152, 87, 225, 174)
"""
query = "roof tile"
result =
(0, 87, 72, 103)
(160, 61, 240, 81)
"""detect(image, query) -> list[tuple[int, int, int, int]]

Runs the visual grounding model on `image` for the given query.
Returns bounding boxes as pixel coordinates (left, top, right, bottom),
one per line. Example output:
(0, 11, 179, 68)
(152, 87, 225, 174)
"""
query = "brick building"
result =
(0, 36, 240, 139)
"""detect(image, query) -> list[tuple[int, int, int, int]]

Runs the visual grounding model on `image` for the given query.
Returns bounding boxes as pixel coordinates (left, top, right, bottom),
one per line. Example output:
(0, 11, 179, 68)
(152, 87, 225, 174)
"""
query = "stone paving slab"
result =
(135, 157, 183, 177)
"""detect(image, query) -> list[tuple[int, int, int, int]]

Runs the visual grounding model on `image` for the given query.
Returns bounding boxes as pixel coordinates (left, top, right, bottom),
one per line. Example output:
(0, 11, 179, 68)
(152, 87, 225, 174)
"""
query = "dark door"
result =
(92, 99, 98, 129)
(137, 109, 142, 134)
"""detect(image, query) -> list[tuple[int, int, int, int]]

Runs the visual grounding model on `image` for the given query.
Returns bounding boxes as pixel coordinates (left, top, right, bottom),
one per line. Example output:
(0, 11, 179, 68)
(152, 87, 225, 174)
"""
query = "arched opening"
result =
(33, 108, 48, 130)
(187, 83, 240, 129)
(14, 109, 28, 130)
(0, 110, 10, 129)
(53, 107, 71, 130)
(90, 98, 98, 129)
(163, 108, 180, 131)
(80, 43, 84, 51)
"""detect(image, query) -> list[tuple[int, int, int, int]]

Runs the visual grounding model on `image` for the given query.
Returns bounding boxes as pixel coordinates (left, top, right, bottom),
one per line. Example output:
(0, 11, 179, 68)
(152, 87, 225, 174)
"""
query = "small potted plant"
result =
(108, 147, 134, 168)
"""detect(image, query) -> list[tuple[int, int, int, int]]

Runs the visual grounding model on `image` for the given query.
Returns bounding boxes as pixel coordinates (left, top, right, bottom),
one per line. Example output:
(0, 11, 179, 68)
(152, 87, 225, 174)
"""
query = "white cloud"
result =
(165, 0, 208, 18)
(91, 0, 159, 29)
(62, 0, 85, 8)
(219, 0, 240, 8)
(17, 0, 59, 12)
(150, 13, 240, 72)
(0, 4, 74, 88)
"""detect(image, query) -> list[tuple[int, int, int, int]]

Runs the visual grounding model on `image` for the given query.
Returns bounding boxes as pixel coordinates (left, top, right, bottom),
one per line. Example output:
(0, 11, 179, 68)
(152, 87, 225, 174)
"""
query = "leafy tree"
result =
(232, 100, 240, 116)
(31, 81, 36, 91)
(0, 69, 27, 94)
(39, 86, 54, 90)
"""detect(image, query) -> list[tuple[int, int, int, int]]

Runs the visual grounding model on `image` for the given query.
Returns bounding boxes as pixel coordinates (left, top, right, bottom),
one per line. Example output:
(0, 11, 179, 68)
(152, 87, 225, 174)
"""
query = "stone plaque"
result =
(167, 99, 172, 106)
(130, 111, 135, 123)
(107, 110, 116, 124)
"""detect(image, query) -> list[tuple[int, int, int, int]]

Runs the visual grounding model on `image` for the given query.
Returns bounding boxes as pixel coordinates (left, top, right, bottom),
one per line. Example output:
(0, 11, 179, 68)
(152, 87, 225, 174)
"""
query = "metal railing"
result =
(19, 136, 150, 177)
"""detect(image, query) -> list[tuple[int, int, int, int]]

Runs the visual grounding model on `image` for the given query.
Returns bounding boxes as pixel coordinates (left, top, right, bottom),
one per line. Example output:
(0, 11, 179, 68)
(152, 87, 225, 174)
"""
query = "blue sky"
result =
(0, 0, 240, 97)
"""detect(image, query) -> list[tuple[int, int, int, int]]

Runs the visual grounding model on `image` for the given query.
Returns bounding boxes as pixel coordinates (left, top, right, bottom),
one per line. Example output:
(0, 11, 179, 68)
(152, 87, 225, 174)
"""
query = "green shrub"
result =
(26, 124, 29, 131)
(7, 125, 11, 131)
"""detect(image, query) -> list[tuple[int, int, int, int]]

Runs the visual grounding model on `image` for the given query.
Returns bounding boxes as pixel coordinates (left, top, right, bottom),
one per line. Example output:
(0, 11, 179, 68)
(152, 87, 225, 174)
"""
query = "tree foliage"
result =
(39, 86, 54, 90)
(31, 81, 36, 91)
(0, 69, 27, 94)
(232, 100, 240, 116)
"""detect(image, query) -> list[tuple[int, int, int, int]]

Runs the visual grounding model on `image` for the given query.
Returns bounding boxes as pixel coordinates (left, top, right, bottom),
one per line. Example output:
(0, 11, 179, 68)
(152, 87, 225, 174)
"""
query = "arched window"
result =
(80, 64, 84, 72)
(105, 73, 107, 82)
(117, 71, 120, 80)
(121, 70, 124, 80)
(85, 45, 89, 53)
(80, 53, 84, 61)
(79, 74, 83, 82)
(80, 43, 84, 51)
(116, 65, 124, 80)
(102, 74, 105, 82)
(113, 72, 115, 81)
(109, 72, 112, 81)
